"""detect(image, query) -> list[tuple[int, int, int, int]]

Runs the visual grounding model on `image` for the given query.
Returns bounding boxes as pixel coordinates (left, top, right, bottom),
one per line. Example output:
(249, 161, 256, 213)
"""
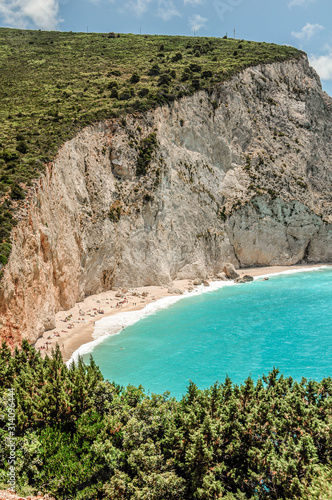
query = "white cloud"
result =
(291, 22, 324, 41)
(188, 13, 207, 32)
(289, 0, 316, 7)
(122, 0, 180, 20)
(310, 51, 332, 80)
(122, 0, 153, 17)
(157, 0, 180, 20)
(184, 0, 203, 5)
(0, 0, 61, 29)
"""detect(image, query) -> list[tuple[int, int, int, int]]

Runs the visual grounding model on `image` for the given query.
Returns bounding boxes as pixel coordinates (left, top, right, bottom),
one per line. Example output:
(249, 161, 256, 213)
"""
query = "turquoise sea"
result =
(81, 268, 332, 399)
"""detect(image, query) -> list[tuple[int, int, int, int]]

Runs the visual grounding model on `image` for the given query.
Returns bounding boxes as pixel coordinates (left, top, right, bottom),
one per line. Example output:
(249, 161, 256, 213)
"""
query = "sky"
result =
(0, 0, 332, 95)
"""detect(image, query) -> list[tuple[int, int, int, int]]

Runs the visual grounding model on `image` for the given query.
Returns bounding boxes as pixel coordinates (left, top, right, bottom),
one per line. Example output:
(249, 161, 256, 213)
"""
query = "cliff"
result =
(0, 55, 331, 344)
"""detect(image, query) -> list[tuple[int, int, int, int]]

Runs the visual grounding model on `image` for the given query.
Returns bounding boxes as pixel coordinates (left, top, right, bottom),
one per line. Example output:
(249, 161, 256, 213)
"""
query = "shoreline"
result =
(34, 263, 330, 363)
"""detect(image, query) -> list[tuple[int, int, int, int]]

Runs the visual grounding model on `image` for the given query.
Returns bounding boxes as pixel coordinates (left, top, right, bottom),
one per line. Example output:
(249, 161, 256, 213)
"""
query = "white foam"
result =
(67, 265, 330, 366)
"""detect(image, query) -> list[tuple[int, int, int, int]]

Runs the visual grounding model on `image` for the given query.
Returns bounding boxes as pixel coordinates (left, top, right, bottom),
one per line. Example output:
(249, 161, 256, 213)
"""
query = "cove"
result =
(82, 268, 332, 399)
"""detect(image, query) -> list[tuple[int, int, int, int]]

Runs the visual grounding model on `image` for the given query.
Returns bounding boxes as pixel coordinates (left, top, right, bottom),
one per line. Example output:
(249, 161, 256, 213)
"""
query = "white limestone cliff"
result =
(0, 55, 331, 344)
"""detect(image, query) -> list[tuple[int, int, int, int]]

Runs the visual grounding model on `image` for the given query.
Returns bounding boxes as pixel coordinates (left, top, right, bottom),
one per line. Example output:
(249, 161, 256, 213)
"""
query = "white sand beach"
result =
(34, 264, 329, 363)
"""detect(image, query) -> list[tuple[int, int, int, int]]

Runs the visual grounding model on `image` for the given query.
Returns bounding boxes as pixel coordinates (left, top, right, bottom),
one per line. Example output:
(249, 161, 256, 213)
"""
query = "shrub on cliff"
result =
(136, 133, 158, 176)
(130, 73, 140, 84)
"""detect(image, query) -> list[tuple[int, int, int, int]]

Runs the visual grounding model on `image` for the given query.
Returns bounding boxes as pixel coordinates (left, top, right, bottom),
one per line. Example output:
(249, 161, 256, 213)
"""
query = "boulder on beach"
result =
(216, 272, 228, 281)
(223, 263, 239, 279)
(193, 278, 203, 285)
(168, 287, 183, 295)
(235, 275, 254, 283)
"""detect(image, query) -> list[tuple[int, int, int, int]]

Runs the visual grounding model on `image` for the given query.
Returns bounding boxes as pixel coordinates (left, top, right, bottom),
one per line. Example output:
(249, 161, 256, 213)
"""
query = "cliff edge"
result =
(0, 55, 331, 344)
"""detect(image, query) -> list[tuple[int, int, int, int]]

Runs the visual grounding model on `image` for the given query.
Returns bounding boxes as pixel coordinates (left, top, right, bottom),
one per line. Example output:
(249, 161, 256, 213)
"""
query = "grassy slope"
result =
(0, 28, 302, 267)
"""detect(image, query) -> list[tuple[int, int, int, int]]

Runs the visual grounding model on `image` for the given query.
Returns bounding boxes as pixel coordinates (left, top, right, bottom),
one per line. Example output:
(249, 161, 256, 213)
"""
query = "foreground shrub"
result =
(1, 342, 331, 499)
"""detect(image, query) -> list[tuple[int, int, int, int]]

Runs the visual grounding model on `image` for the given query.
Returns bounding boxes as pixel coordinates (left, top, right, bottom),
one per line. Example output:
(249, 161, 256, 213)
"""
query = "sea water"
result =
(80, 268, 332, 399)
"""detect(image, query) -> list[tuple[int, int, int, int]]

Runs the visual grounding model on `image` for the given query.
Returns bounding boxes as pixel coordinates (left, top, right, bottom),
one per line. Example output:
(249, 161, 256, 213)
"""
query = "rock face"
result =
(1, 55, 332, 344)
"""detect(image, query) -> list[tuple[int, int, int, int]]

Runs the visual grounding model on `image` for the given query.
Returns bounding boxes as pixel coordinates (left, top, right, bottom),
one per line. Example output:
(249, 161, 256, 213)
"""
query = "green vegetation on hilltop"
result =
(1, 342, 332, 499)
(0, 28, 302, 267)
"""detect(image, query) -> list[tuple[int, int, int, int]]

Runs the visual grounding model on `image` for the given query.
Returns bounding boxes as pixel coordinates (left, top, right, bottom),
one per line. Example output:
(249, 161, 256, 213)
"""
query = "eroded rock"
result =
(223, 263, 240, 280)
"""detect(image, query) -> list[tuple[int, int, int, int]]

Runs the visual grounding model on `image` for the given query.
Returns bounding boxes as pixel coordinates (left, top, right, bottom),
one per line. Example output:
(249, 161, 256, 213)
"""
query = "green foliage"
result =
(110, 88, 119, 98)
(0, 344, 332, 499)
(0, 242, 11, 266)
(189, 63, 202, 73)
(10, 183, 25, 200)
(109, 203, 122, 222)
(136, 133, 158, 176)
(172, 52, 183, 62)
(148, 64, 161, 76)
(158, 73, 172, 86)
(130, 72, 140, 84)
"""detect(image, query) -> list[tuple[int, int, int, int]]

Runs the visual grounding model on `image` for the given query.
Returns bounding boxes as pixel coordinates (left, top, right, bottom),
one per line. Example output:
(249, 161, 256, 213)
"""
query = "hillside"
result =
(0, 29, 302, 269)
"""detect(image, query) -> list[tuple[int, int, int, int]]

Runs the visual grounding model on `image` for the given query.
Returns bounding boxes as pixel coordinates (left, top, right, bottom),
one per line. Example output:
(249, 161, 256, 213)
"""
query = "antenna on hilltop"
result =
(233, 28, 235, 39)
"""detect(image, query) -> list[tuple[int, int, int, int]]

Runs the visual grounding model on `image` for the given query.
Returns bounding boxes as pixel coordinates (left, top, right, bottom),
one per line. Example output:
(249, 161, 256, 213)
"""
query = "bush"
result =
(138, 88, 149, 97)
(107, 81, 118, 90)
(1, 149, 18, 163)
(201, 70, 212, 79)
(110, 88, 118, 98)
(181, 71, 191, 82)
(172, 52, 182, 62)
(16, 141, 28, 154)
(136, 133, 158, 176)
(109, 203, 122, 222)
(189, 63, 201, 72)
(191, 78, 201, 90)
(130, 73, 140, 84)
(0, 242, 11, 266)
(10, 183, 25, 200)
(148, 64, 160, 76)
(158, 73, 171, 86)
(119, 90, 132, 101)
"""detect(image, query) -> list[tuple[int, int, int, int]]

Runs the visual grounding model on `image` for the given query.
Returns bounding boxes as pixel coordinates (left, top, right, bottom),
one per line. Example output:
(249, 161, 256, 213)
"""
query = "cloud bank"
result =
(291, 22, 324, 41)
(310, 51, 332, 81)
(0, 0, 60, 29)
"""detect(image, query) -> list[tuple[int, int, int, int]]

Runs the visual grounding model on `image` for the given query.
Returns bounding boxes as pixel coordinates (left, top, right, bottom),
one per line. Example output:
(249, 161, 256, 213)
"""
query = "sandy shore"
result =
(34, 264, 329, 363)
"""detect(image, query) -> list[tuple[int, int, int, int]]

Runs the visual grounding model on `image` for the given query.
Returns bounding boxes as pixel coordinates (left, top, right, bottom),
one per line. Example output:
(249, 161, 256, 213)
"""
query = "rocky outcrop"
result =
(0, 55, 331, 344)
(223, 263, 240, 280)
(235, 275, 254, 283)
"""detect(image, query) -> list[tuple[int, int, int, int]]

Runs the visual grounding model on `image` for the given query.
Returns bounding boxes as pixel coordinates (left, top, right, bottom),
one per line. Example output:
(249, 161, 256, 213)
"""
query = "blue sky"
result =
(0, 0, 332, 95)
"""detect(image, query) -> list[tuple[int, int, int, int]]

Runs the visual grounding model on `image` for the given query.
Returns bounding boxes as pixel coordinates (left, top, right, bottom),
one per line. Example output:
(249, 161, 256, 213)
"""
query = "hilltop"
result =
(0, 28, 302, 268)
